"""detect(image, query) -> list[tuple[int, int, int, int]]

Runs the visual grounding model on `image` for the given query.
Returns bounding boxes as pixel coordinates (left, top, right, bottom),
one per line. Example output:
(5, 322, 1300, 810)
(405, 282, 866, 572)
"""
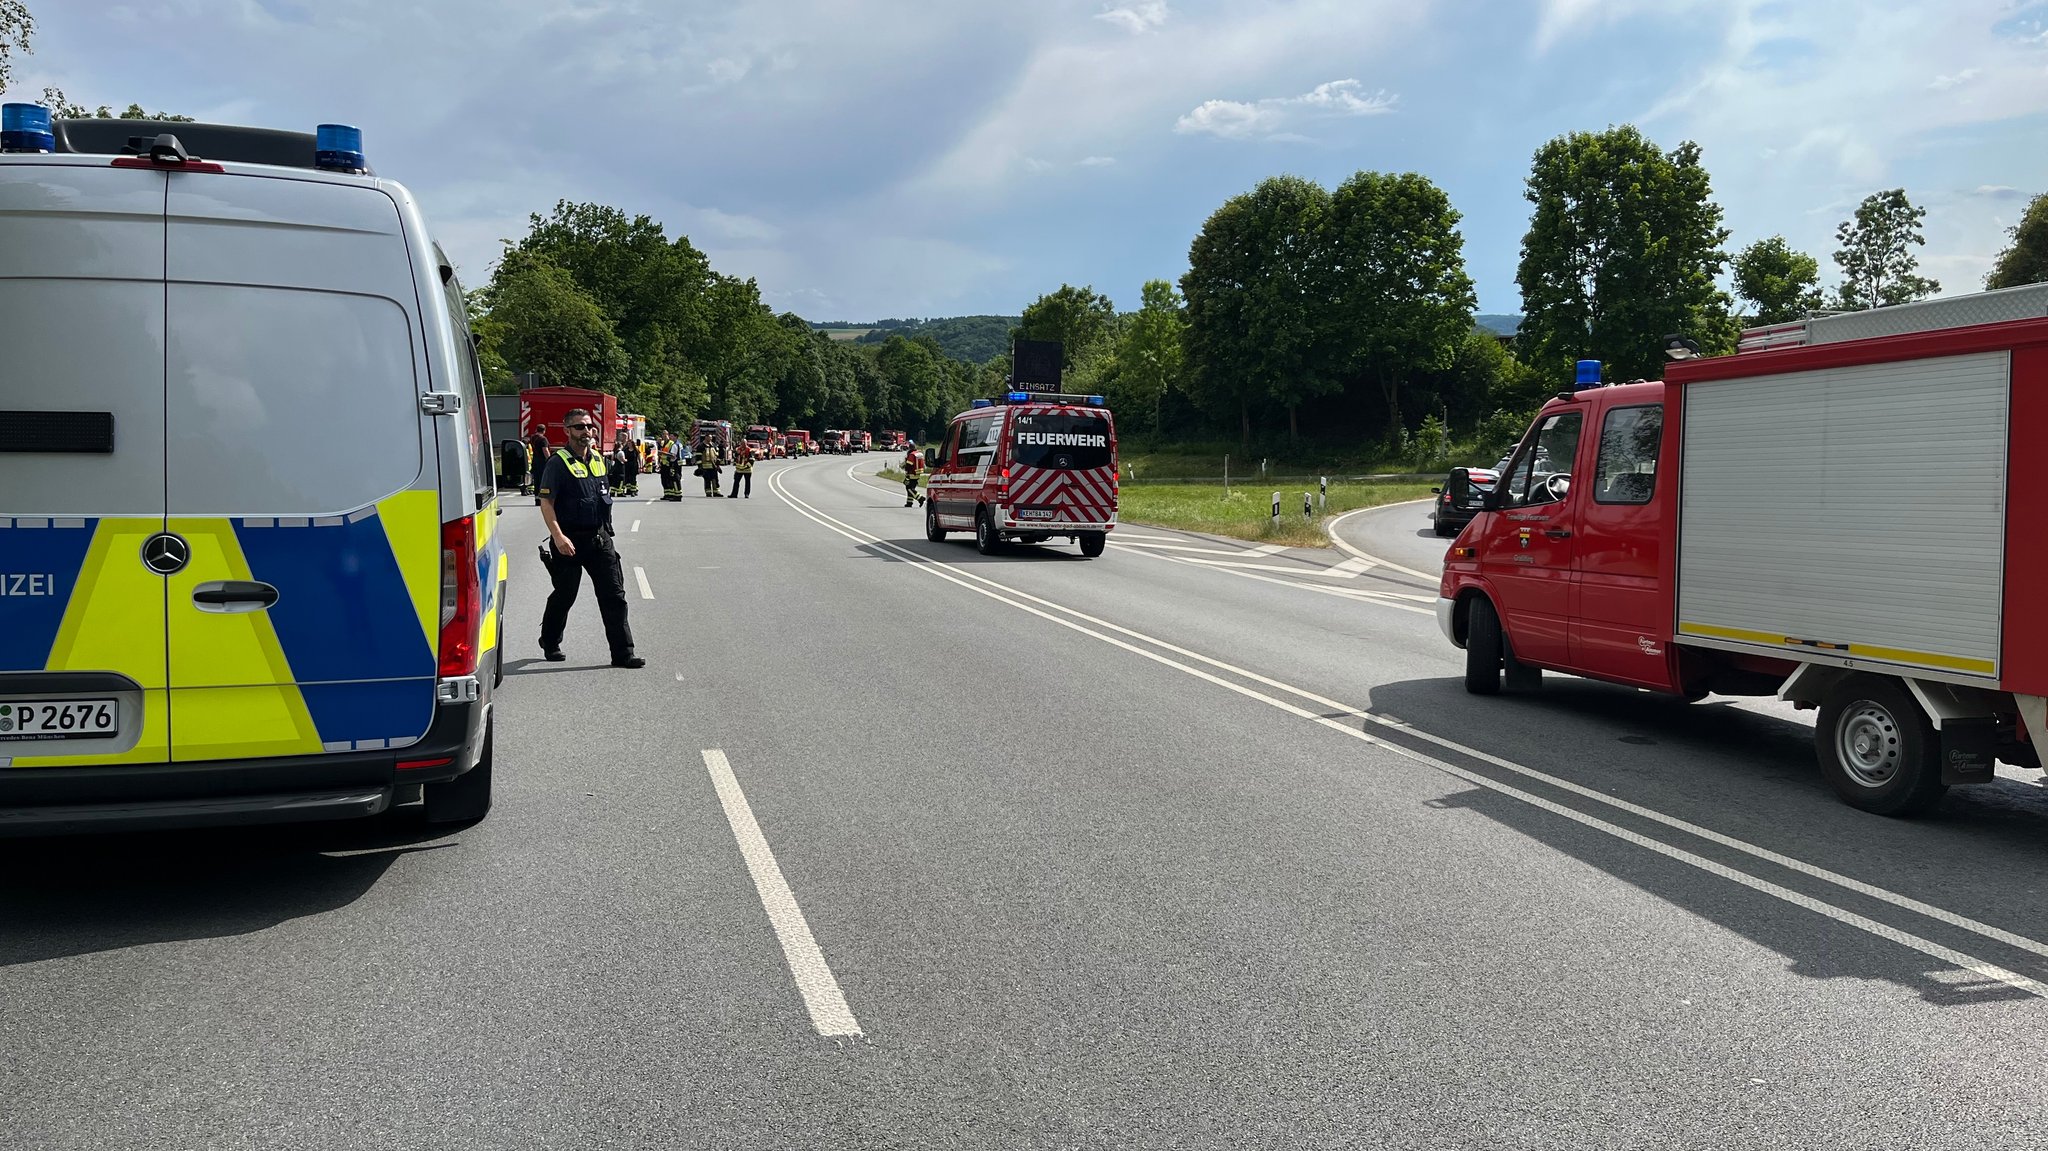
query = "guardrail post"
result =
(1271, 492, 1280, 525)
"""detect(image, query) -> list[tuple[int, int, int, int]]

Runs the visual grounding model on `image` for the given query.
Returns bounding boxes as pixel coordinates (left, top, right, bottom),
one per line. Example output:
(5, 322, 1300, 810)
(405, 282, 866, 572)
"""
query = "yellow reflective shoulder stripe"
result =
(555, 448, 607, 478)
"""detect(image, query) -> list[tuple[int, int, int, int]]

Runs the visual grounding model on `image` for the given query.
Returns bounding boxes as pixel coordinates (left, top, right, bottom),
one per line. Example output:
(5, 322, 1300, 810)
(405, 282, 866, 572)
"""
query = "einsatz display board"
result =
(1012, 339, 1063, 388)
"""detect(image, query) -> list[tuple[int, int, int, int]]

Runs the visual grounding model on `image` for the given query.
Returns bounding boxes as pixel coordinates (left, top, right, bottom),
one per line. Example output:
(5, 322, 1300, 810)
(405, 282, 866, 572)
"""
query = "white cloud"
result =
(1175, 79, 1396, 139)
(1096, 1, 1170, 34)
(1928, 67, 1980, 90)
(1077, 155, 1117, 167)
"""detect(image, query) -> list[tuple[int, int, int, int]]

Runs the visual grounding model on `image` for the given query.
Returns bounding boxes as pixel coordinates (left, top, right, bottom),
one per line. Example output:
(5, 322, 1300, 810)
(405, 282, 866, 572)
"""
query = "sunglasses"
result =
(567, 423, 596, 431)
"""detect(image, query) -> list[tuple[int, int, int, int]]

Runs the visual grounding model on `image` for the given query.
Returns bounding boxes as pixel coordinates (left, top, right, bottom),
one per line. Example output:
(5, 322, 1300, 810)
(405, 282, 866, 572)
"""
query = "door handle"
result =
(1544, 528, 1573, 540)
(192, 580, 279, 612)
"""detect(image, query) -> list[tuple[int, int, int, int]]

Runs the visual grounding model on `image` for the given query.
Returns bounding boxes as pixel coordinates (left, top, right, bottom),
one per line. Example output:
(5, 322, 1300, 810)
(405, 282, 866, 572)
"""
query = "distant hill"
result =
(809, 315, 1020, 364)
(1475, 313, 1522, 337)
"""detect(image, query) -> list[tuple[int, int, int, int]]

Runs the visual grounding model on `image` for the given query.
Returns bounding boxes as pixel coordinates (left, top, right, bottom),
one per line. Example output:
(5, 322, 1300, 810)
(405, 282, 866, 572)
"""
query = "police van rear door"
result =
(161, 173, 439, 763)
(0, 162, 173, 768)
(1007, 406, 1116, 525)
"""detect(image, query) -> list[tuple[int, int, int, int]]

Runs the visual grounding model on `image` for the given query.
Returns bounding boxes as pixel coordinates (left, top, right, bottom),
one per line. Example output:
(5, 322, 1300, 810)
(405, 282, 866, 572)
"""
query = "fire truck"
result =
(879, 430, 910, 452)
(1438, 284, 2048, 815)
(745, 424, 781, 458)
(784, 430, 815, 457)
(522, 387, 620, 454)
(819, 429, 846, 455)
(924, 390, 1117, 557)
(692, 419, 733, 455)
(852, 431, 873, 453)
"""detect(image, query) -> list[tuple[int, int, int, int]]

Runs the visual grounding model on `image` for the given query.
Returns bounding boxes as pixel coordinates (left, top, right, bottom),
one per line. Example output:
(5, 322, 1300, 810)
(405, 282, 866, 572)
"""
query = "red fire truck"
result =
(879, 430, 910, 452)
(745, 424, 781, 458)
(521, 387, 620, 454)
(852, 431, 873, 453)
(1438, 285, 2048, 815)
(784, 430, 815, 457)
(924, 390, 1117, 557)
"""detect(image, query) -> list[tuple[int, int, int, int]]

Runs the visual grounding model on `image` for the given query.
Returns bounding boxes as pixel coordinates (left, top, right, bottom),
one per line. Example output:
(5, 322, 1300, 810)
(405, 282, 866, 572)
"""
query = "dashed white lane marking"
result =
(631, 520, 641, 533)
(634, 566, 654, 600)
(702, 749, 863, 1037)
(767, 466, 2048, 996)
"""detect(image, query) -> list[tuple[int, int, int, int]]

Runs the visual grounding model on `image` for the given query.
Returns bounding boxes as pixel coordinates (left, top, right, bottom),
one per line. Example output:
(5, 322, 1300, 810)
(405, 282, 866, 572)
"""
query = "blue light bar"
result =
(1007, 391, 1029, 403)
(970, 399, 994, 409)
(314, 123, 366, 172)
(1087, 395, 1104, 406)
(1, 103, 55, 154)
(1574, 359, 1602, 390)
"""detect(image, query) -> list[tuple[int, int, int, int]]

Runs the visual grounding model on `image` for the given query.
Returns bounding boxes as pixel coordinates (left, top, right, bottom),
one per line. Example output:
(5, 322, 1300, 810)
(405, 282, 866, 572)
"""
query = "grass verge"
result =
(1118, 481, 1434, 548)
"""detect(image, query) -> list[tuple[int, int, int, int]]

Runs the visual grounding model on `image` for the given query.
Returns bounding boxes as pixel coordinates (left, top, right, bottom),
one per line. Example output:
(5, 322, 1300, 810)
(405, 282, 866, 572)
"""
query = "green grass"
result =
(1117, 481, 1434, 548)
(876, 465, 906, 483)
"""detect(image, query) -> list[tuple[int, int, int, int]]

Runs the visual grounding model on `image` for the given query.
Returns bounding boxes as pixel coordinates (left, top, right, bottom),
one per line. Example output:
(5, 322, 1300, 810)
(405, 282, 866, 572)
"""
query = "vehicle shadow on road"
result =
(1365, 676, 2048, 1007)
(856, 540, 1093, 564)
(0, 814, 458, 967)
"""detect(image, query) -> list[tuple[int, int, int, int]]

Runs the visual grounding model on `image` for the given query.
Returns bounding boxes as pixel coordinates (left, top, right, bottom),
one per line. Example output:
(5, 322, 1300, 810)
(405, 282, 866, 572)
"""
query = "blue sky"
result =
(16, 0, 2048, 321)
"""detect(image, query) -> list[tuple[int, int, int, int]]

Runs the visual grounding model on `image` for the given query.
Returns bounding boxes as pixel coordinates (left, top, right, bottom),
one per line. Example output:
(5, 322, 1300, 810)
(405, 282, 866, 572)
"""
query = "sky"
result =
(15, 0, 2048, 322)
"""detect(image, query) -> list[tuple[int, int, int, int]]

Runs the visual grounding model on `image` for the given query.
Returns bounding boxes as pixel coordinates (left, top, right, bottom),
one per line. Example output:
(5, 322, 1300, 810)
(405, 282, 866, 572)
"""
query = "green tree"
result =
(1832, 188, 1938, 309)
(1112, 280, 1186, 432)
(1181, 174, 1334, 447)
(1325, 170, 1477, 442)
(482, 251, 628, 393)
(41, 88, 191, 121)
(1017, 284, 1116, 371)
(1515, 125, 1737, 383)
(1986, 192, 2048, 291)
(1732, 236, 1823, 323)
(1, 0, 30, 96)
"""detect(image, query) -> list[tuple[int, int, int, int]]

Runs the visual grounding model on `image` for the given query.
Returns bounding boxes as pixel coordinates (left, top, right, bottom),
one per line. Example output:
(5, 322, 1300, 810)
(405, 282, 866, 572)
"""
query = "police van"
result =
(923, 391, 1117, 557)
(0, 107, 507, 835)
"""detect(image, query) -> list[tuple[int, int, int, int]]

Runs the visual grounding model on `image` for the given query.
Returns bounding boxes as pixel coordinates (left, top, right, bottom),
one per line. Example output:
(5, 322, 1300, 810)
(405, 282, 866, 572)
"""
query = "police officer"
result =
(536, 408, 644, 669)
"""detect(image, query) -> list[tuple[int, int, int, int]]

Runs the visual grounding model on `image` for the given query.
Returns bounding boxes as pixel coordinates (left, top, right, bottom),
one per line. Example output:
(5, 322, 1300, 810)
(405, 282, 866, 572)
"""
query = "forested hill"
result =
(808, 315, 1020, 364)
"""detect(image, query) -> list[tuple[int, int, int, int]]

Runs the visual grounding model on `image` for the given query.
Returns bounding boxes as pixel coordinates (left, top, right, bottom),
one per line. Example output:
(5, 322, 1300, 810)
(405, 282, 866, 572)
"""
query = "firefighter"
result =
(731, 438, 755, 499)
(617, 435, 641, 498)
(658, 431, 683, 501)
(535, 408, 643, 669)
(902, 443, 925, 507)
(697, 437, 723, 497)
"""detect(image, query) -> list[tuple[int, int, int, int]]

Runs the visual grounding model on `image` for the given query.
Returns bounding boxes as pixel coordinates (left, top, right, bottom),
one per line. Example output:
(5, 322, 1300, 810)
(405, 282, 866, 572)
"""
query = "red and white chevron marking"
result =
(1008, 465, 1117, 519)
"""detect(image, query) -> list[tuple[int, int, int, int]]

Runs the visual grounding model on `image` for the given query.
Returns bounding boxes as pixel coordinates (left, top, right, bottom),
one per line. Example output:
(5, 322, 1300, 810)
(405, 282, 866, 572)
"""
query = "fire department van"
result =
(1438, 284, 2048, 815)
(0, 108, 506, 834)
(924, 391, 1117, 557)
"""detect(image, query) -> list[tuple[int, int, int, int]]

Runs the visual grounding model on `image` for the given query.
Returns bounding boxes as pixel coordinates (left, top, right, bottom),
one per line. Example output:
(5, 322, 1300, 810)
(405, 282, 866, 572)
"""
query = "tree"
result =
(0, 0, 28, 96)
(1113, 280, 1186, 433)
(481, 251, 628, 393)
(1325, 170, 1476, 442)
(1515, 125, 1737, 383)
(1732, 236, 1823, 324)
(40, 88, 191, 121)
(1017, 284, 1116, 371)
(1833, 188, 1938, 309)
(1181, 175, 1334, 447)
(1986, 192, 2048, 291)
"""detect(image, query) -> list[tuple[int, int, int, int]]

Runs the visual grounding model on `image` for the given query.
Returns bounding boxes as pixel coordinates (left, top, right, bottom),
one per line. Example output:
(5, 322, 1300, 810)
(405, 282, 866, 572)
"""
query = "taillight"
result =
(439, 516, 481, 678)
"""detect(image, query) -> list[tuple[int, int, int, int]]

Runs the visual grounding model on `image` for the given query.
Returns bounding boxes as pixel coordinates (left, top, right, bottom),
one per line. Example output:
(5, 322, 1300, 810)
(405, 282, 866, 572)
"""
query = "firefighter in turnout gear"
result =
(658, 431, 685, 501)
(731, 439, 755, 499)
(697, 438, 723, 497)
(536, 408, 644, 669)
(902, 444, 925, 507)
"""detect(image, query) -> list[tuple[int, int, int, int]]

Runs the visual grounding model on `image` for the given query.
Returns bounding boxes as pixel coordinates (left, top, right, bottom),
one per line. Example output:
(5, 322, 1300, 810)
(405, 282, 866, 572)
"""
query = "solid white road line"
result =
(634, 566, 654, 600)
(1323, 502, 1439, 583)
(702, 749, 863, 1037)
(777, 465, 2048, 991)
(631, 520, 641, 533)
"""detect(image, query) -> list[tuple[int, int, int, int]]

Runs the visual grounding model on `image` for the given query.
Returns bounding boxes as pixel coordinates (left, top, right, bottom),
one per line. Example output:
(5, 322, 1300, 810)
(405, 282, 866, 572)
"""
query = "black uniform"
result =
(536, 447, 637, 662)
(527, 433, 550, 503)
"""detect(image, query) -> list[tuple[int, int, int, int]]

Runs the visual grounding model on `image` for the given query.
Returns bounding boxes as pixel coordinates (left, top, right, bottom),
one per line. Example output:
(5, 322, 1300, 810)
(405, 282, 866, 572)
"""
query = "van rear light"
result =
(397, 756, 454, 771)
(439, 516, 481, 678)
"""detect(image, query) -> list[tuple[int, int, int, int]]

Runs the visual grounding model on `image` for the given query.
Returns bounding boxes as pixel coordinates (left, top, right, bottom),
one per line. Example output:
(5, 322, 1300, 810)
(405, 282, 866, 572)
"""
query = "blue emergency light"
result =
(1088, 395, 1104, 406)
(1007, 391, 1030, 403)
(1, 103, 54, 154)
(970, 399, 994, 409)
(1574, 359, 1602, 390)
(314, 123, 366, 173)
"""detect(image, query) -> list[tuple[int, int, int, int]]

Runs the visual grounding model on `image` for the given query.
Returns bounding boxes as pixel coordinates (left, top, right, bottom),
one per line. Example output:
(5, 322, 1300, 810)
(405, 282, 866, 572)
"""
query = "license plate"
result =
(1018, 509, 1055, 520)
(0, 698, 119, 742)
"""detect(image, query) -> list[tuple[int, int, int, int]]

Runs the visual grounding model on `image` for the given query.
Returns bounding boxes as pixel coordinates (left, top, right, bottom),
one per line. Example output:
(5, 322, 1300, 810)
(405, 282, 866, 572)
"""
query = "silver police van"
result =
(0, 106, 509, 835)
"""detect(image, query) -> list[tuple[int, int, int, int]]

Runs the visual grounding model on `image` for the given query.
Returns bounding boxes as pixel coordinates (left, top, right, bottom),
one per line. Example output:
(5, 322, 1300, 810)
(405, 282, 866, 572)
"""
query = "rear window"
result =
(1010, 412, 1111, 470)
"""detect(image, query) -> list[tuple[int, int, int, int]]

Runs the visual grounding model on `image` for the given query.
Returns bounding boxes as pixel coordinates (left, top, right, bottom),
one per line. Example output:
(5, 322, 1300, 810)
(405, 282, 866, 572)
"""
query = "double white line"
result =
(768, 465, 2048, 1000)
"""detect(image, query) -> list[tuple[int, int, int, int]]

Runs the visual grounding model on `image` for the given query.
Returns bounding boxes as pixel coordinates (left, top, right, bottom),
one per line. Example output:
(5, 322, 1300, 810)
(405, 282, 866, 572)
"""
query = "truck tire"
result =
(1078, 531, 1106, 558)
(1434, 518, 1456, 538)
(425, 719, 494, 825)
(1465, 597, 1504, 696)
(1816, 676, 1946, 816)
(925, 504, 947, 542)
(975, 508, 1002, 555)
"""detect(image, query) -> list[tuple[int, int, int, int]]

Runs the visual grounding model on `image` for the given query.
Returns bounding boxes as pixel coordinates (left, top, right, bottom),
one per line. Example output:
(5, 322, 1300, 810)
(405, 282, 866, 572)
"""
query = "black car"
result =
(1431, 466, 1499, 537)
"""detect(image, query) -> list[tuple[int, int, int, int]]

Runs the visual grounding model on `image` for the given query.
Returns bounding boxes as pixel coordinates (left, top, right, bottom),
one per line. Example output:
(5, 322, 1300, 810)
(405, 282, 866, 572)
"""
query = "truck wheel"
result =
(925, 504, 947, 542)
(1464, 597, 1503, 696)
(425, 719, 494, 825)
(975, 509, 1002, 555)
(1079, 532, 1107, 558)
(1817, 676, 1946, 816)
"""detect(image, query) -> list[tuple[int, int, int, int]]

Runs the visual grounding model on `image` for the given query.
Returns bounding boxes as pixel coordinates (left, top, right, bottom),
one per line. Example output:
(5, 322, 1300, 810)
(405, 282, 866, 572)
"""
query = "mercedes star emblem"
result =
(141, 532, 191, 575)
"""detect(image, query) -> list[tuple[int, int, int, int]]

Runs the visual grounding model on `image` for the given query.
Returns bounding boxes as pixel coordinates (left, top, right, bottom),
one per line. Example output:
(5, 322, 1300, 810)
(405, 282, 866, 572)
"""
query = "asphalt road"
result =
(4, 454, 2046, 1150)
